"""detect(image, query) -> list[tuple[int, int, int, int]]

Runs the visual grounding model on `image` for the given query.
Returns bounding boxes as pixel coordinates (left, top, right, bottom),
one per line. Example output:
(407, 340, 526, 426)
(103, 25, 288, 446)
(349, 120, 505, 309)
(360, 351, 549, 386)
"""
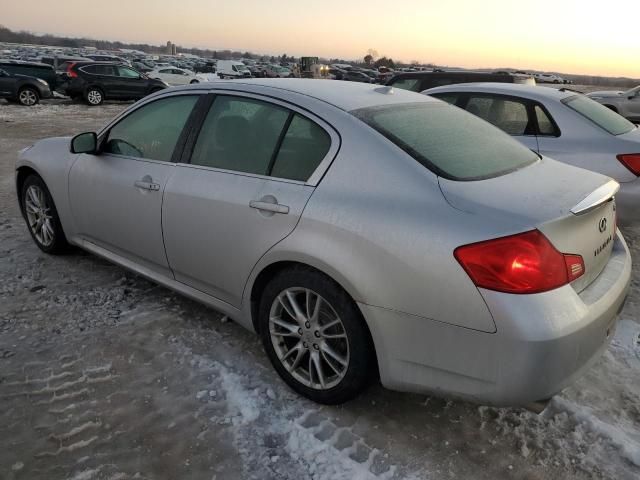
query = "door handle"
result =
(134, 180, 160, 191)
(249, 200, 289, 214)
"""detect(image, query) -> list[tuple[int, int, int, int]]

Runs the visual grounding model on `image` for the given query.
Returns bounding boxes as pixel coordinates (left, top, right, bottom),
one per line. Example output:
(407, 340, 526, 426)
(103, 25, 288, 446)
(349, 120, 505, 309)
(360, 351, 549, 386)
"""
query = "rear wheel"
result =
(190, 79, 199, 84)
(85, 87, 104, 106)
(21, 175, 70, 254)
(18, 87, 39, 106)
(259, 267, 375, 404)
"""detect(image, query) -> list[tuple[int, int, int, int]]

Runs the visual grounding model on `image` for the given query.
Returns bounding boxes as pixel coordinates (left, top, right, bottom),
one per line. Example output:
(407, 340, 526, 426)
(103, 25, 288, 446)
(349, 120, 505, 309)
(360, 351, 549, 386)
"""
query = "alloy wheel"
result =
(24, 185, 55, 247)
(19, 89, 38, 106)
(87, 90, 102, 105)
(269, 287, 350, 390)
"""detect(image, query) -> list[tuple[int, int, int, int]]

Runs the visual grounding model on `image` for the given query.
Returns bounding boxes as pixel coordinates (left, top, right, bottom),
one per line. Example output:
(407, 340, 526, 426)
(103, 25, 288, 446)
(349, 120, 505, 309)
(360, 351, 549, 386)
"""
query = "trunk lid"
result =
(439, 158, 618, 292)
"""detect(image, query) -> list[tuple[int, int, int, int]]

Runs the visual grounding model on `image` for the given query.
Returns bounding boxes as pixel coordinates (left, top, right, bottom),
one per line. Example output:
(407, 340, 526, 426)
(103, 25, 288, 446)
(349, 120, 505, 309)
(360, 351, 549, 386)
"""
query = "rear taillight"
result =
(617, 154, 640, 176)
(454, 230, 584, 294)
(66, 62, 78, 78)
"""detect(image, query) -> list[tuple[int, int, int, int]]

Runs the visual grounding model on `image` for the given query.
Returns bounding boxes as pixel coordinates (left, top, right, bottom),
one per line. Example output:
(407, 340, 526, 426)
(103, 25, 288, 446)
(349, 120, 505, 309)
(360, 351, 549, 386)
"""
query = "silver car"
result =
(588, 85, 640, 123)
(424, 83, 640, 223)
(15, 79, 631, 408)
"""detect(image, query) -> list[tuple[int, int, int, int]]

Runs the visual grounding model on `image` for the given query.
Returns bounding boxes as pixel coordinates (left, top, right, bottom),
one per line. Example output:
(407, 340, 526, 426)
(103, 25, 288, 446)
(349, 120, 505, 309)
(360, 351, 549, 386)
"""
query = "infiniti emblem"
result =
(599, 217, 608, 233)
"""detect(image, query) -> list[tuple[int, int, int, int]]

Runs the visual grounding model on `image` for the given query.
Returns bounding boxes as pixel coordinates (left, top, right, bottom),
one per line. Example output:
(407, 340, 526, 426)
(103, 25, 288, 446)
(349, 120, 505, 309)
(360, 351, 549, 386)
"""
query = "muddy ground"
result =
(0, 97, 639, 480)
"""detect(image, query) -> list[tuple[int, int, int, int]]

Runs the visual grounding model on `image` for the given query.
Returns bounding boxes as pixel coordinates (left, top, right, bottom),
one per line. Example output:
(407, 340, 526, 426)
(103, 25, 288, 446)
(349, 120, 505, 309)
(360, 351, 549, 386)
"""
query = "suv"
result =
(0, 67, 52, 106)
(386, 71, 534, 92)
(63, 62, 168, 105)
(0, 61, 57, 90)
(588, 86, 640, 123)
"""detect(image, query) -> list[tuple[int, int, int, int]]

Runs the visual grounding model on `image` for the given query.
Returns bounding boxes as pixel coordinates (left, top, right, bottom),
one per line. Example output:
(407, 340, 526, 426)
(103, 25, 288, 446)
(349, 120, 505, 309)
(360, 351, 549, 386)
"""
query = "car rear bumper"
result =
(359, 232, 631, 406)
(617, 180, 640, 224)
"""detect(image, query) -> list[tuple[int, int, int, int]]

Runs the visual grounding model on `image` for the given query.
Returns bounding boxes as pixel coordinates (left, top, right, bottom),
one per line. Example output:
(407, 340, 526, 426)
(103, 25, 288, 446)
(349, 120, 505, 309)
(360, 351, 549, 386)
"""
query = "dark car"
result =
(63, 62, 168, 105)
(0, 68, 52, 106)
(386, 71, 533, 92)
(0, 61, 58, 90)
(342, 71, 375, 83)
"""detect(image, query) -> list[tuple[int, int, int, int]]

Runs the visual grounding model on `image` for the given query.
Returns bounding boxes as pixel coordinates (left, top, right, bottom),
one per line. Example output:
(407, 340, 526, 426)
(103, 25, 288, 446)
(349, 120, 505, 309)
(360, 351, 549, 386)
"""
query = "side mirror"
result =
(70, 132, 98, 154)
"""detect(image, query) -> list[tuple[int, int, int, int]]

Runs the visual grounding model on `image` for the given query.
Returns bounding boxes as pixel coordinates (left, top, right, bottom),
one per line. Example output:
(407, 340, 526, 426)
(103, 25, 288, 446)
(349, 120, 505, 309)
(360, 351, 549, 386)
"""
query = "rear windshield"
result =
(352, 102, 538, 181)
(563, 95, 635, 136)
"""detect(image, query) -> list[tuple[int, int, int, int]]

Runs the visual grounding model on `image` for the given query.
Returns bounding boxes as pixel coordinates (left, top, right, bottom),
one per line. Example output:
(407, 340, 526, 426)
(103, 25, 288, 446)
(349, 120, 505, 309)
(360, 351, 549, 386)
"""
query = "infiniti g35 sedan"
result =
(15, 79, 631, 408)
(424, 83, 640, 223)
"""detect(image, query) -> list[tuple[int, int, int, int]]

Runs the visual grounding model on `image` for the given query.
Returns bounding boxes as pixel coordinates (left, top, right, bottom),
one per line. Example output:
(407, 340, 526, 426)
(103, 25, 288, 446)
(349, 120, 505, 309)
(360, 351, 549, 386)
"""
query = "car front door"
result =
(459, 94, 539, 152)
(115, 65, 147, 98)
(162, 93, 337, 307)
(68, 93, 200, 277)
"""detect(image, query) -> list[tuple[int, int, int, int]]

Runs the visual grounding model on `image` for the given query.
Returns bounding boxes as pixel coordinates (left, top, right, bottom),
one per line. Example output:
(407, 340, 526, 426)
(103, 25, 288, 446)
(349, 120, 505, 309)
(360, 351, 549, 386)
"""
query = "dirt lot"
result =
(1, 98, 639, 480)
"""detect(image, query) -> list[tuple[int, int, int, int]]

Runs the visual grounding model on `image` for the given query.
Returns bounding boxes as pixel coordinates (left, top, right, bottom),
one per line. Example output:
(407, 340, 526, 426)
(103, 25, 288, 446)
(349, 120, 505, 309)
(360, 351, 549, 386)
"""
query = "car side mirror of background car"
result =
(70, 132, 98, 154)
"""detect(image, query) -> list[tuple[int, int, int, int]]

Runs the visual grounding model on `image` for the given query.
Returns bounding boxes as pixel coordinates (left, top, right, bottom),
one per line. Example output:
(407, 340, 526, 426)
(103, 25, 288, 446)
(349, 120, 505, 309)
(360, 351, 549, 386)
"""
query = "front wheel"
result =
(22, 175, 70, 254)
(18, 87, 40, 106)
(259, 267, 375, 404)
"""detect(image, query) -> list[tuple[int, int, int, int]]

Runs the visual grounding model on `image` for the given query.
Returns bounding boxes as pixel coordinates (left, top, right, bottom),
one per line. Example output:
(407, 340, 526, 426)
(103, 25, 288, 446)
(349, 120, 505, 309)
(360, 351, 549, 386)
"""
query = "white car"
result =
(425, 83, 640, 223)
(588, 86, 640, 123)
(535, 73, 565, 84)
(148, 67, 201, 86)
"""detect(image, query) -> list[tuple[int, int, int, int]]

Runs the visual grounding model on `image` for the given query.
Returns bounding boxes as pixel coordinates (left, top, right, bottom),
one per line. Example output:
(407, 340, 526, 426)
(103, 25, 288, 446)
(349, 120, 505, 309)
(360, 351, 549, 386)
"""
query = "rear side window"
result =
(104, 95, 198, 161)
(83, 65, 115, 76)
(534, 105, 558, 136)
(390, 78, 422, 92)
(563, 95, 634, 135)
(271, 114, 331, 181)
(464, 96, 531, 135)
(429, 93, 460, 105)
(352, 102, 538, 181)
(190, 96, 289, 175)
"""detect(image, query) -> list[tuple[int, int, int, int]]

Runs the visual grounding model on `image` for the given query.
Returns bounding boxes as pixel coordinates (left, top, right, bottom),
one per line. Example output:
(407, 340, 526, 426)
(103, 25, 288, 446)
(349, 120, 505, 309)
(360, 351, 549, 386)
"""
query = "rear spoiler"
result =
(571, 180, 619, 215)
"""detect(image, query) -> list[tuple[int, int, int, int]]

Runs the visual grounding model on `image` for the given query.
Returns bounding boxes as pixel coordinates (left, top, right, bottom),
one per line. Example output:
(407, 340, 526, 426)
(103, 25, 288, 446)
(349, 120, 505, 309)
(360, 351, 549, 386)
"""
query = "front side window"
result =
(103, 95, 198, 161)
(390, 78, 421, 92)
(352, 102, 538, 181)
(563, 95, 635, 136)
(117, 66, 140, 78)
(464, 95, 531, 135)
(190, 96, 289, 175)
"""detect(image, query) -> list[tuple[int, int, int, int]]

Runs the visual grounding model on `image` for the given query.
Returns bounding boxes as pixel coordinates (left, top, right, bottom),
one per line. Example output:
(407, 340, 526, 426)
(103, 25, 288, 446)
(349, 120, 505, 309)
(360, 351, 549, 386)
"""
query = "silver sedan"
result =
(424, 83, 640, 223)
(15, 79, 631, 409)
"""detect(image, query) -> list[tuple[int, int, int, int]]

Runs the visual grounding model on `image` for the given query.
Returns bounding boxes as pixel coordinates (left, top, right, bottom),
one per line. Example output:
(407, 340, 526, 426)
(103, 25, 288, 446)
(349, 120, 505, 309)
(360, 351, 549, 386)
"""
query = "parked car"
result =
(342, 70, 375, 83)
(15, 79, 630, 408)
(588, 86, 640, 123)
(425, 83, 640, 223)
(63, 62, 168, 105)
(387, 71, 535, 92)
(0, 67, 52, 106)
(0, 60, 57, 90)
(148, 67, 201, 86)
(216, 60, 252, 79)
(327, 68, 347, 80)
(535, 73, 565, 84)
(262, 64, 292, 78)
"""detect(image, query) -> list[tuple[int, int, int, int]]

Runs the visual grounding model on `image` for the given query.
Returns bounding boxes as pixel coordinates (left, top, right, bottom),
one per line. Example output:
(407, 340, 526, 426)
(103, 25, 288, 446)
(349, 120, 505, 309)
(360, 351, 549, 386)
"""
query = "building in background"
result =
(166, 41, 177, 55)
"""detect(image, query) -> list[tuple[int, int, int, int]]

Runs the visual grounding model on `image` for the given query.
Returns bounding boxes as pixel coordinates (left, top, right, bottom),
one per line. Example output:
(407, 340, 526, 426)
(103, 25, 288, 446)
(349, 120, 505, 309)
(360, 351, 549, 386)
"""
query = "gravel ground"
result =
(0, 99, 639, 480)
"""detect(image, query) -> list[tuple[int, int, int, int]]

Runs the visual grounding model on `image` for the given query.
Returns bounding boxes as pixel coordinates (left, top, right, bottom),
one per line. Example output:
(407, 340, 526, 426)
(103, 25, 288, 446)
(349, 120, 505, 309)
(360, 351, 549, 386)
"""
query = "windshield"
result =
(237, 64, 249, 71)
(563, 95, 635, 136)
(352, 102, 538, 181)
(624, 86, 640, 97)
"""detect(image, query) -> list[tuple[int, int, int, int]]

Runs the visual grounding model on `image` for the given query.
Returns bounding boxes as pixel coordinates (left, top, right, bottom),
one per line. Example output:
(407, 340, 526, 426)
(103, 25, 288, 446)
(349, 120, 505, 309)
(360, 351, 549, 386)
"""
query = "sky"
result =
(2, 0, 637, 77)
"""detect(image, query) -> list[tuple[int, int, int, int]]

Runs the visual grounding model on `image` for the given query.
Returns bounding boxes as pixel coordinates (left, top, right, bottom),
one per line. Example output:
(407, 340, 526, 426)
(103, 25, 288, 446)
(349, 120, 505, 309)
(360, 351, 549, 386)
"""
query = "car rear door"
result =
(162, 92, 338, 307)
(0, 69, 14, 95)
(68, 93, 201, 277)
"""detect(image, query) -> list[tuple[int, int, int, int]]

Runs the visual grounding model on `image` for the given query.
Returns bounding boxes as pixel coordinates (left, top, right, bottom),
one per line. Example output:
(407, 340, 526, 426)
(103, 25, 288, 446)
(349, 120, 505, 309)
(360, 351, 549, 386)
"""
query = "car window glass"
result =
(353, 102, 538, 181)
(190, 96, 289, 175)
(271, 114, 331, 181)
(104, 95, 198, 161)
(117, 66, 140, 78)
(430, 93, 459, 105)
(159, 69, 172, 74)
(390, 78, 421, 92)
(465, 96, 530, 135)
(535, 105, 557, 136)
(93, 65, 116, 75)
(563, 95, 634, 136)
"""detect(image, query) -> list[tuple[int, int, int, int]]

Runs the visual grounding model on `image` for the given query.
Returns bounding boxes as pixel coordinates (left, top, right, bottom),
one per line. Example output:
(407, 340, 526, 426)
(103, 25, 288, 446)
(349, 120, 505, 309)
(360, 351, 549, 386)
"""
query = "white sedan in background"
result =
(148, 67, 202, 86)
(425, 83, 640, 223)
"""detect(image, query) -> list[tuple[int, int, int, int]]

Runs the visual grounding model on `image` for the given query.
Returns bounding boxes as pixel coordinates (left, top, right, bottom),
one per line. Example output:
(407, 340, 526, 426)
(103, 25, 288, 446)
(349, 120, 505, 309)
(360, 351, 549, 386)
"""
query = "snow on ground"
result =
(0, 100, 639, 479)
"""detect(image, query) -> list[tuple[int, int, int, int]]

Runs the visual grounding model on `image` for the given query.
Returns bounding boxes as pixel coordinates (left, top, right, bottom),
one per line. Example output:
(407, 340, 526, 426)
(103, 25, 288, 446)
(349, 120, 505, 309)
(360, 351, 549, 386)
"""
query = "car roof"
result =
(171, 78, 436, 111)
(424, 82, 577, 102)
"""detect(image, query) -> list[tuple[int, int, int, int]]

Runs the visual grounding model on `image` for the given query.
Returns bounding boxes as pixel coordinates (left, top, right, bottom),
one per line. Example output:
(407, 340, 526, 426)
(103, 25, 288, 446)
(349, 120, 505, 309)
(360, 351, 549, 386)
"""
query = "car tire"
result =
(604, 105, 618, 113)
(190, 79, 199, 84)
(17, 87, 40, 106)
(258, 266, 375, 404)
(21, 174, 70, 254)
(85, 87, 104, 106)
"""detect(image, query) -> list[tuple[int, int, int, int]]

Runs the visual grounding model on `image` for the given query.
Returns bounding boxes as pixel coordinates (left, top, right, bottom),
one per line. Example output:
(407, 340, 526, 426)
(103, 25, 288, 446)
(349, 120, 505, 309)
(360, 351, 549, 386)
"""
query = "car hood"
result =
(588, 91, 624, 98)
